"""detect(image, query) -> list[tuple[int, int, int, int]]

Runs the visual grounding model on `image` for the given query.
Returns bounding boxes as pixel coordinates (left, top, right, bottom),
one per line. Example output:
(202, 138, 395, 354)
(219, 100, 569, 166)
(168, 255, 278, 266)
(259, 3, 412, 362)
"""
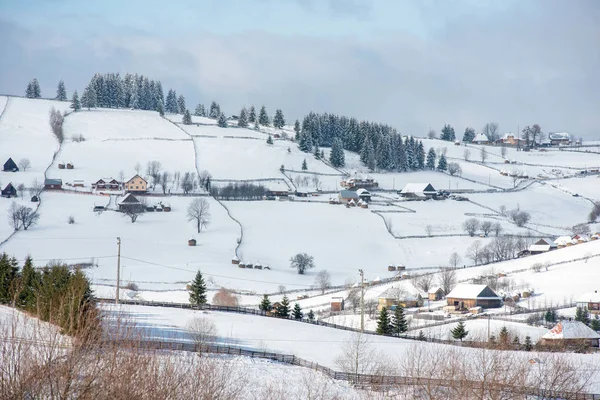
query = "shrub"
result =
(68, 215, 75, 224)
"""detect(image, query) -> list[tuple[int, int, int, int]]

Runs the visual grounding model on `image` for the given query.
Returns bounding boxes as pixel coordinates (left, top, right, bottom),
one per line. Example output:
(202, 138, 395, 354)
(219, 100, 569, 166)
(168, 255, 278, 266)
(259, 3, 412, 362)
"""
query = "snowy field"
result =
(0, 97, 71, 188)
(0, 96, 7, 114)
(417, 318, 549, 342)
(165, 113, 218, 126)
(0, 197, 33, 243)
(547, 175, 600, 201)
(177, 122, 268, 140)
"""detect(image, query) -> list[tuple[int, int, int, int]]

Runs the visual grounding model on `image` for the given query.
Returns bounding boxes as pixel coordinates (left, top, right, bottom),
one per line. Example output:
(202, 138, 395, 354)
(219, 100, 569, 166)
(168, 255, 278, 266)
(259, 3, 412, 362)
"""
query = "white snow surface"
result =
(542, 320, 600, 340)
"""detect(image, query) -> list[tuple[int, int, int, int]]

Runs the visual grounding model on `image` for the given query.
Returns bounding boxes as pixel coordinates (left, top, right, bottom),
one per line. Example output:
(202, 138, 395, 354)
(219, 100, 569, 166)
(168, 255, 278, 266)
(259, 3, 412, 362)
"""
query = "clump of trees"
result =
(210, 183, 266, 200)
(290, 253, 315, 275)
(25, 78, 41, 98)
(8, 202, 40, 231)
(508, 207, 531, 227)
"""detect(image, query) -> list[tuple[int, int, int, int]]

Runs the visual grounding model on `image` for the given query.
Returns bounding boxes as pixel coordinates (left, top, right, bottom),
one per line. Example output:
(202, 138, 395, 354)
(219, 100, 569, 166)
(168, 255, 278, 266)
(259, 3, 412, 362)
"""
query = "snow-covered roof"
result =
(378, 287, 420, 301)
(428, 286, 443, 294)
(118, 193, 140, 205)
(446, 284, 500, 300)
(535, 238, 557, 247)
(554, 236, 575, 246)
(356, 188, 370, 196)
(529, 244, 551, 252)
(400, 183, 436, 195)
(549, 132, 571, 140)
(542, 320, 600, 340)
(576, 291, 600, 304)
(472, 133, 489, 143)
(501, 133, 515, 140)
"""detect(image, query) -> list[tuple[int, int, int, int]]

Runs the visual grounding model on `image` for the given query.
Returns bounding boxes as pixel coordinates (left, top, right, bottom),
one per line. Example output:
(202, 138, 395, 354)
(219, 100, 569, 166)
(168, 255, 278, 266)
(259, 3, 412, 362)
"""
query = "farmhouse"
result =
(446, 284, 502, 310)
(3, 158, 18, 172)
(498, 133, 523, 146)
(576, 291, 600, 314)
(399, 183, 437, 199)
(341, 177, 379, 189)
(428, 287, 445, 301)
(355, 188, 371, 202)
(471, 133, 490, 144)
(44, 178, 62, 190)
(118, 193, 143, 212)
(548, 132, 571, 146)
(540, 320, 600, 348)
(339, 189, 359, 203)
(1, 183, 17, 198)
(377, 287, 423, 310)
(125, 174, 148, 193)
(528, 238, 557, 254)
(555, 236, 576, 248)
(330, 297, 344, 312)
(92, 178, 121, 191)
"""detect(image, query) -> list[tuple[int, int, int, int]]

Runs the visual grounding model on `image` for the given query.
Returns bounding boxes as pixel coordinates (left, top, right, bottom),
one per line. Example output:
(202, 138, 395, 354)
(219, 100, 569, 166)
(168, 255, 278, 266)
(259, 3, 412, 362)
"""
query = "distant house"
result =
(31, 195, 39, 202)
(548, 132, 571, 146)
(3, 158, 18, 172)
(555, 235, 576, 248)
(428, 287, 445, 301)
(124, 174, 148, 193)
(118, 193, 143, 212)
(1, 183, 17, 198)
(572, 234, 590, 244)
(576, 291, 600, 314)
(340, 177, 379, 189)
(355, 188, 371, 203)
(44, 178, 62, 190)
(540, 320, 600, 348)
(330, 297, 345, 312)
(377, 287, 423, 310)
(92, 178, 121, 191)
(499, 133, 522, 146)
(528, 238, 557, 254)
(446, 284, 502, 310)
(73, 180, 84, 188)
(399, 183, 437, 199)
(472, 133, 490, 144)
(339, 189, 360, 203)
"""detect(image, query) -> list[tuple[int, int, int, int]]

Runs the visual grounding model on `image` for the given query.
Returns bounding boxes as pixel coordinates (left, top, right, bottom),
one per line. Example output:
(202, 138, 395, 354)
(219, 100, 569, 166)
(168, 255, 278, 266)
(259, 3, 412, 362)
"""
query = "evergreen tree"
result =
(524, 335, 533, 351)
(189, 270, 207, 307)
(182, 109, 192, 125)
(209, 101, 221, 119)
(130, 89, 140, 109)
(441, 124, 456, 141)
(81, 84, 97, 110)
(18, 256, 39, 311)
(56, 80, 67, 101)
(302, 159, 308, 171)
(292, 303, 303, 320)
(258, 105, 270, 126)
(294, 119, 301, 141)
(451, 321, 468, 341)
(544, 309, 557, 323)
(177, 95, 186, 114)
(426, 148, 436, 170)
(299, 130, 313, 153)
(194, 103, 205, 117)
(157, 100, 165, 117)
(276, 295, 291, 318)
(488, 334, 496, 346)
(31, 78, 41, 98)
(416, 141, 426, 169)
(248, 105, 256, 123)
(592, 315, 600, 331)
(376, 307, 392, 335)
(70, 90, 81, 111)
(405, 139, 416, 170)
(254, 119, 260, 131)
(462, 127, 476, 143)
(314, 143, 320, 159)
(499, 326, 510, 345)
(0, 253, 19, 304)
(259, 294, 272, 312)
(155, 81, 165, 111)
(391, 306, 408, 336)
(273, 109, 285, 129)
(25, 81, 34, 98)
(165, 89, 178, 113)
(437, 154, 448, 172)
(512, 336, 520, 346)
(267, 135, 273, 145)
(307, 309, 315, 322)
(418, 330, 426, 341)
(575, 306, 591, 325)
(320, 149, 325, 159)
(360, 138, 376, 171)
(330, 137, 345, 167)
(238, 107, 249, 128)
(217, 113, 228, 128)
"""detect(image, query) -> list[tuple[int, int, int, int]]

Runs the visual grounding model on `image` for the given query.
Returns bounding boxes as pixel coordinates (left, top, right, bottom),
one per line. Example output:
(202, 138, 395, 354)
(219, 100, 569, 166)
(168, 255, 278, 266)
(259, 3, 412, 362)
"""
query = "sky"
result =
(0, 0, 598, 139)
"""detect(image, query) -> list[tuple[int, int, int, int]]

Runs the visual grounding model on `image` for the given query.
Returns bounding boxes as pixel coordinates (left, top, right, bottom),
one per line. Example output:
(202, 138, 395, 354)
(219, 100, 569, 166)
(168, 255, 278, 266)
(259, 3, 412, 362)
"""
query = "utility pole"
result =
(116, 237, 121, 305)
(359, 269, 365, 332)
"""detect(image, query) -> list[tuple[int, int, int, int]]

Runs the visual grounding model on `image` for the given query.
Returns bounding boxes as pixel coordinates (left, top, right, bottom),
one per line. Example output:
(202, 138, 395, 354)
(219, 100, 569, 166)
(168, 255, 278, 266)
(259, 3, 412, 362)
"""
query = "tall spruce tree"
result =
(391, 306, 408, 336)
(302, 159, 308, 170)
(217, 112, 228, 128)
(416, 141, 426, 169)
(56, 80, 67, 101)
(426, 148, 436, 170)
(258, 105, 270, 126)
(294, 119, 301, 141)
(292, 303, 303, 320)
(276, 295, 291, 318)
(209, 101, 221, 119)
(592, 315, 600, 331)
(177, 95, 186, 114)
(70, 90, 81, 111)
(189, 270, 207, 307)
(273, 109, 285, 129)
(32, 78, 41, 98)
(165, 89, 178, 113)
(18, 256, 39, 311)
(499, 326, 510, 345)
(238, 107, 249, 127)
(182, 109, 192, 125)
(330, 137, 345, 167)
(575, 306, 591, 325)
(451, 321, 468, 341)
(437, 154, 448, 172)
(0, 253, 19, 304)
(299, 130, 313, 153)
(376, 307, 392, 335)
(157, 100, 165, 116)
(267, 135, 273, 145)
(248, 105, 256, 123)
(25, 81, 34, 98)
(307, 309, 315, 322)
(361, 138, 376, 171)
(81, 84, 97, 110)
(462, 127, 476, 143)
(524, 335, 533, 351)
(194, 103, 205, 117)
(259, 294, 272, 312)
(441, 124, 456, 141)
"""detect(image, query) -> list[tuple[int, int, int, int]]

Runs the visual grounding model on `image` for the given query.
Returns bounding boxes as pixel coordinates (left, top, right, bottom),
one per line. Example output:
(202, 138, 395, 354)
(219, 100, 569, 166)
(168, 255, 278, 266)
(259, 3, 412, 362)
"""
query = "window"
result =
(136, 186, 139, 189)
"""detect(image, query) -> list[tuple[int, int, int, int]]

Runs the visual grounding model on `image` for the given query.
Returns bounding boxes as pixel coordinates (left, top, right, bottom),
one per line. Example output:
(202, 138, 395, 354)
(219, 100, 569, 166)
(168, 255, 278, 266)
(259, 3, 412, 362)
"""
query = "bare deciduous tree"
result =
(438, 268, 457, 294)
(463, 218, 480, 236)
(187, 198, 211, 233)
(146, 160, 162, 190)
(8, 202, 40, 231)
(212, 288, 239, 306)
(466, 240, 483, 265)
(463, 148, 471, 161)
(335, 332, 387, 375)
(159, 171, 171, 194)
(482, 122, 499, 142)
(17, 183, 25, 199)
(479, 146, 488, 163)
(447, 162, 462, 176)
(181, 172, 195, 194)
(449, 252, 461, 268)
(18, 158, 31, 171)
(28, 179, 44, 198)
(289, 253, 315, 275)
(572, 223, 591, 236)
(122, 201, 146, 223)
(314, 270, 331, 294)
(416, 274, 434, 292)
(425, 224, 433, 237)
(481, 221, 493, 236)
(187, 317, 218, 352)
(427, 129, 436, 139)
(500, 145, 507, 158)
(511, 169, 522, 188)
(492, 222, 503, 237)
(134, 162, 142, 175)
(49, 107, 64, 142)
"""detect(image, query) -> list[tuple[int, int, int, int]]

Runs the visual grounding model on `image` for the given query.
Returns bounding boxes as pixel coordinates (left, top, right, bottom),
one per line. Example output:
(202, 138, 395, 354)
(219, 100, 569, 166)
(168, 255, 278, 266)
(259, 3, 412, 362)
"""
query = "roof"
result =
(44, 178, 62, 185)
(118, 193, 140, 205)
(127, 174, 147, 184)
(378, 287, 420, 301)
(576, 291, 600, 304)
(535, 238, 557, 247)
(3, 158, 17, 168)
(554, 236, 574, 246)
(472, 133, 489, 143)
(428, 286, 444, 294)
(542, 320, 600, 340)
(400, 183, 436, 195)
(529, 244, 551, 252)
(549, 132, 571, 140)
(356, 188, 370, 196)
(2, 183, 16, 192)
(501, 133, 515, 140)
(446, 284, 500, 300)
(340, 190, 359, 199)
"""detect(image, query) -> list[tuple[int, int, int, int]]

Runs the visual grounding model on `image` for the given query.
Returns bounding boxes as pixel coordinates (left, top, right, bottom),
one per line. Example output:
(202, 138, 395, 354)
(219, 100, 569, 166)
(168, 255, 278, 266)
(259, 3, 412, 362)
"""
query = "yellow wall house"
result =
(125, 174, 148, 193)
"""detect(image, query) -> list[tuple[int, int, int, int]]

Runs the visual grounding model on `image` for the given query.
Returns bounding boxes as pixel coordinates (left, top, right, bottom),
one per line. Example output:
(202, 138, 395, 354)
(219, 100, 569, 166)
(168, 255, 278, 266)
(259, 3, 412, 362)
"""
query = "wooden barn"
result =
(399, 183, 437, 199)
(3, 158, 18, 172)
(330, 297, 345, 312)
(118, 193, 143, 212)
(576, 291, 600, 314)
(428, 287, 445, 301)
(1, 183, 17, 198)
(446, 284, 502, 310)
(378, 288, 422, 310)
(44, 178, 63, 190)
(540, 320, 600, 348)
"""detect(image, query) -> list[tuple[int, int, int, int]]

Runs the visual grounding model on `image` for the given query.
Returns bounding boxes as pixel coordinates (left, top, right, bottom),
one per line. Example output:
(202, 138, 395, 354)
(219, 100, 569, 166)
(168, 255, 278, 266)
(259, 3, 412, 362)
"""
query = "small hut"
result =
(1, 183, 17, 198)
(58, 163, 65, 169)
(428, 287, 445, 301)
(330, 297, 345, 312)
(188, 239, 197, 246)
(232, 256, 240, 265)
(31, 195, 39, 202)
(66, 163, 74, 169)
(388, 265, 397, 272)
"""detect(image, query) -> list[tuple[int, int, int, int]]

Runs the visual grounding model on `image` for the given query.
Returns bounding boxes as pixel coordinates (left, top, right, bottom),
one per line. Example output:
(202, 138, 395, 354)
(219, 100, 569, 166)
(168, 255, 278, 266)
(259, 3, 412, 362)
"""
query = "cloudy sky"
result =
(1, 0, 598, 138)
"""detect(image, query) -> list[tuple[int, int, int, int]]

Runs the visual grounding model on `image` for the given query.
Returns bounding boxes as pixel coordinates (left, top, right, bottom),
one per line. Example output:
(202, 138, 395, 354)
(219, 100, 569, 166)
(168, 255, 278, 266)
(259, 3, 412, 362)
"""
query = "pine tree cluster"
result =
(25, 78, 42, 98)
(80, 73, 165, 112)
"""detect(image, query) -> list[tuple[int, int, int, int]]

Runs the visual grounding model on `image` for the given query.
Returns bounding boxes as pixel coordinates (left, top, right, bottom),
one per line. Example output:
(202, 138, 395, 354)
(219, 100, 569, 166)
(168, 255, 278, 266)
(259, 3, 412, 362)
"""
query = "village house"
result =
(124, 174, 148, 193)
(576, 291, 600, 314)
(555, 235, 576, 248)
(548, 132, 571, 146)
(118, 193, 143, 212)
(540, 320, 600, 348)
(1, 183, 17, 198)
(44, 178, 62, 190)
(445, 284, 502, 310)
(399, 183, 437, 199)
(330, 297, 344, 312)
(92, 178, 121, 191)
(498, 133, 524, 146)
(339, 189, 359, 204)
(3, 158, 18, 172)
(377, 287, 423, 310)
(528, 238, 557, 254)
(572, 234, 590, 244)
(428, 287, 445, 301)
(340, 177, 379, 189)
(471, 133, 490, 145)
